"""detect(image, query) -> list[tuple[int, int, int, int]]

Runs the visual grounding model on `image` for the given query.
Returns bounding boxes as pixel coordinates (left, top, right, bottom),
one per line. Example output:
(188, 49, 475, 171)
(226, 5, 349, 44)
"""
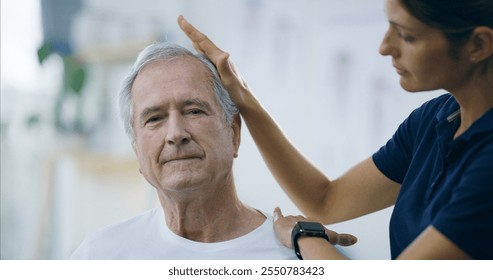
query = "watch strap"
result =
(291, 221, 329, 260)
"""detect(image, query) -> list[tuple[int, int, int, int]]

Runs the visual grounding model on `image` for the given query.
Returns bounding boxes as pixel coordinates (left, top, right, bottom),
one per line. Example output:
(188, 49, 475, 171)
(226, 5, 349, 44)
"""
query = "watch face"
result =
(297, 221, 326, 232)
(292, 221, 329, 259)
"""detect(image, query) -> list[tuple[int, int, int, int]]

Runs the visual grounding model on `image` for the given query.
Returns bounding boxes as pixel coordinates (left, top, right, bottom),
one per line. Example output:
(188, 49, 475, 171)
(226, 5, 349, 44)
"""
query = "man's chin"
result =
(157, 176, 203, 193)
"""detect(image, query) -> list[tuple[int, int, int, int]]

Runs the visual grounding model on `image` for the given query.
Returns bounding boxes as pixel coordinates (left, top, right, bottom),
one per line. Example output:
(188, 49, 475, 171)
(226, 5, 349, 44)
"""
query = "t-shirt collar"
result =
(436, 94, 493, 142)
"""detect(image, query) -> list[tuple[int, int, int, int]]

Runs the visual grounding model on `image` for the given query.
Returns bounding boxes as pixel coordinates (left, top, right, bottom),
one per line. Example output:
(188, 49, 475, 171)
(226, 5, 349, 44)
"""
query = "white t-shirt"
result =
(70, 207, 296, 260)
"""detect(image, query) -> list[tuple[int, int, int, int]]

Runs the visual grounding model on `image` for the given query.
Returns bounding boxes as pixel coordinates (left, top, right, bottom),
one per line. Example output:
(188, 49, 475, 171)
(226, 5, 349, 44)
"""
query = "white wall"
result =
(1, 0, 443, 259)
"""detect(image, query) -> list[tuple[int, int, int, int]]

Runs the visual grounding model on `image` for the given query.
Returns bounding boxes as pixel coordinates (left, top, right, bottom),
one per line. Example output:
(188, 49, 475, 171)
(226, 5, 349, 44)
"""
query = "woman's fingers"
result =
(177, 15, 228, 62)
(325, 229, 358, 247)
(178, 15, 245, 92)
(273, 207, 283, 221)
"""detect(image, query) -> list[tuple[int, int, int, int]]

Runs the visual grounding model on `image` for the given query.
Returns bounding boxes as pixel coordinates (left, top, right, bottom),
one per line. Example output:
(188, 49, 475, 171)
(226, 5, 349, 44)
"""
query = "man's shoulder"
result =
(70, 208, 161, 259)
(80, 208, 160, 246)
(93, 208, 159, 236)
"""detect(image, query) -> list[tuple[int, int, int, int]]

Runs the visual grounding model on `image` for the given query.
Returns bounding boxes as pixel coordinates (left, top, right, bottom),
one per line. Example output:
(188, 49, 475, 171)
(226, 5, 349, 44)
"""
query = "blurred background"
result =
(1, 0, 443, 260)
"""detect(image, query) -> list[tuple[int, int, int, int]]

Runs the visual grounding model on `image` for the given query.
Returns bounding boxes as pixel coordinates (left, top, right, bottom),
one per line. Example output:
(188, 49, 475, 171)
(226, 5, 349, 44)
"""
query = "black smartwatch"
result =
(291, 221, 330, 260)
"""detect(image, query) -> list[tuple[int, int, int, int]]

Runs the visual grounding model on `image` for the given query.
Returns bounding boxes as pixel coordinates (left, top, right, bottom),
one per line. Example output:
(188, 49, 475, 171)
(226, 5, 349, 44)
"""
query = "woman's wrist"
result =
(298, 236, 347, 260)
(234, 88, 260, 114)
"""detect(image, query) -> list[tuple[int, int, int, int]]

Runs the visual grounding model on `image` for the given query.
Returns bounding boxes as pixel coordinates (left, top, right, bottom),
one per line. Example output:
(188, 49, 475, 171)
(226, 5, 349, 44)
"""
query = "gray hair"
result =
(118, 41, 238, 143)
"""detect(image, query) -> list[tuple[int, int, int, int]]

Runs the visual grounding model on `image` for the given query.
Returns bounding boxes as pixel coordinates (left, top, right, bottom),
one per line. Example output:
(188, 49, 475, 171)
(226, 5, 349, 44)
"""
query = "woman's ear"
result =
(469, 26, 493, 63)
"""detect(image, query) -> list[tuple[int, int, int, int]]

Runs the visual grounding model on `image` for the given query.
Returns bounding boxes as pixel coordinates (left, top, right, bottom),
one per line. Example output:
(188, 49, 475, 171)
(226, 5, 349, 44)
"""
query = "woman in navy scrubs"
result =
(178, 0, 493, 259)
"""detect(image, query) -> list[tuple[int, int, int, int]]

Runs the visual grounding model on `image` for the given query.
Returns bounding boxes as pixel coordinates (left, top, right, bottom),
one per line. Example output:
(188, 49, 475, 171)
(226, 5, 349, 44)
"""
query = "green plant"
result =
(37, 42, 87, 133)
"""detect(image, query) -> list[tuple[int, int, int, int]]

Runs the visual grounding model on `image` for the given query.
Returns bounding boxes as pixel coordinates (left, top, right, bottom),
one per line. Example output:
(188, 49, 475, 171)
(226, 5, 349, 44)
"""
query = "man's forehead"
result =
(134, 55, 210, 89)
(132, 57, 220, 110)
(140, 55, 205, 74)
(137, 57, 211, 89)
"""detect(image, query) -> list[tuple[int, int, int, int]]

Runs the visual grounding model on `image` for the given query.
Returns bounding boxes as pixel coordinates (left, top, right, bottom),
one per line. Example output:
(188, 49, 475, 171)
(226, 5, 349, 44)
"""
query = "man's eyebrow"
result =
(183, 98, 213, 111)
(139, 106, 162, 121)
(138, 98, 214, 120)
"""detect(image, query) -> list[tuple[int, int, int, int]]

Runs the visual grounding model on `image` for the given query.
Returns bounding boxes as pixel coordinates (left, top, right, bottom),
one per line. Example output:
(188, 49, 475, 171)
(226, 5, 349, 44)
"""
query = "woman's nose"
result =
(379, 35, 391, 56)
(379, 28, 398, 58)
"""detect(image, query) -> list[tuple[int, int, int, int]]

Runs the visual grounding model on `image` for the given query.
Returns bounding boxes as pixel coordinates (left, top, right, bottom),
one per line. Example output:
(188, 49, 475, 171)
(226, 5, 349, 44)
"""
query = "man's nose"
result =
(165, 114, 191, 145)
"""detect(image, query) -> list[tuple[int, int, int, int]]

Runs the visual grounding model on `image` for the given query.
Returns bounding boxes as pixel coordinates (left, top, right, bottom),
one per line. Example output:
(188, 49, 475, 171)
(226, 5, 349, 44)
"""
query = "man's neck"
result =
(157, 185, 265, 243)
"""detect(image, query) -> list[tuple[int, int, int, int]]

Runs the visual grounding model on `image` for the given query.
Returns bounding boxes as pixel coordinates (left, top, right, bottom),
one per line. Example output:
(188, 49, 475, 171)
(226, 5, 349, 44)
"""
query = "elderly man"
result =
(70, 42, 353, 259)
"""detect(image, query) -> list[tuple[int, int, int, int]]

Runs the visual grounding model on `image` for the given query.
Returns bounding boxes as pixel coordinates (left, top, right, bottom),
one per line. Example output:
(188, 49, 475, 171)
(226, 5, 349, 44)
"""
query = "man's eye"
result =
(146, 116, 162, 124)
(187, 109, 205, 115)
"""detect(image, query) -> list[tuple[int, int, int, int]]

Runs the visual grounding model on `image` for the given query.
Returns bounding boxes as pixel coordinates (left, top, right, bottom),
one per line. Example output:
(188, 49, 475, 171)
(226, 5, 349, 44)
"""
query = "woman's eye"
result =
(397, 31, 414, 43)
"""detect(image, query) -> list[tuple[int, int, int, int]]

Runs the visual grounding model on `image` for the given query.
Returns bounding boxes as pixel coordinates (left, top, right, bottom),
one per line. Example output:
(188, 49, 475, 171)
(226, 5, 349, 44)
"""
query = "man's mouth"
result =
(162, 156, 202, 164)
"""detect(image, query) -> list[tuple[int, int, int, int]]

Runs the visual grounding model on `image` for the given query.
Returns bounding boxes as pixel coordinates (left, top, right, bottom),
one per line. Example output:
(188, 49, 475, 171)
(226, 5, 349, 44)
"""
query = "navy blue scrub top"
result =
(373, 94, 493, 259)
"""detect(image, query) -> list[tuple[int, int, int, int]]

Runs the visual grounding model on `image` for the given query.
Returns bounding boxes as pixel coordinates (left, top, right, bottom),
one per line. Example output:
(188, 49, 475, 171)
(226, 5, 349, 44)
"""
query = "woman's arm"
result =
(397, 226, 471, 259)
(273, 207, 352, 260)
(178, 16, 399, 223)
(274, 208, 471, 260)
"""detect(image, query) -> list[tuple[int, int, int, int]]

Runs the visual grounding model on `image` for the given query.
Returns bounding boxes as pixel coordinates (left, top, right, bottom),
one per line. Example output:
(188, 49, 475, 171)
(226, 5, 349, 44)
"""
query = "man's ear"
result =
(132, 141, 138, 157)
(131, 141, 143, 174)
(231, 114, 241, 158)
(469, 26, 493, 63)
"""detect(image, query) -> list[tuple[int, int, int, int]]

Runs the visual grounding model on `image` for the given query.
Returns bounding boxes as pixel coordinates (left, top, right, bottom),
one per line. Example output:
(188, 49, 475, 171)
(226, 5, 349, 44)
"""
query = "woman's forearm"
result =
(238, 93, 333, 219)
(178, 15, 336, 220)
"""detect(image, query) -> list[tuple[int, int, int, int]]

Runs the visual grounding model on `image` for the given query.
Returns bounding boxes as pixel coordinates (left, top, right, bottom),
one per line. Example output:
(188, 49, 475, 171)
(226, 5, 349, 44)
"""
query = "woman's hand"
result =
(177, 15, 252, 108)
(273, 207, 358, 249)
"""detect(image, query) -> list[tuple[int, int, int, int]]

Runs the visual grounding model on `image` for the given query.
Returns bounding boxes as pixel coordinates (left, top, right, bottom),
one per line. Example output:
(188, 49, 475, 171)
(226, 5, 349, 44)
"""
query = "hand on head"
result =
(177, 15, 251, 106)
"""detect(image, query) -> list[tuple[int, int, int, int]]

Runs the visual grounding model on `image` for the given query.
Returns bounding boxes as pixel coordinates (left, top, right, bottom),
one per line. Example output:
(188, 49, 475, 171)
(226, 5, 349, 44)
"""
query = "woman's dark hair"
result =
(400, 0, 493, 58)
